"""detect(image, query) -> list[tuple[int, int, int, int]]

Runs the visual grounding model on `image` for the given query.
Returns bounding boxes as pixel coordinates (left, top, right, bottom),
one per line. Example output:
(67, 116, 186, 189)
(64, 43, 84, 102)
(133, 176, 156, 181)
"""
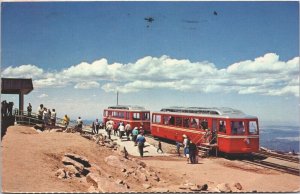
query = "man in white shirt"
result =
(51, 109, 56, 126)
(118, 123, 125, 139)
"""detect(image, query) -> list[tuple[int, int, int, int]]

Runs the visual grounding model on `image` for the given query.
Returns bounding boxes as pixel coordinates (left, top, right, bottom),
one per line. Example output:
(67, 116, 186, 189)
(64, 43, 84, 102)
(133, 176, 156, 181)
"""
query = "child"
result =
(157, 141, 163, 153)
(176, 141, 181, 156)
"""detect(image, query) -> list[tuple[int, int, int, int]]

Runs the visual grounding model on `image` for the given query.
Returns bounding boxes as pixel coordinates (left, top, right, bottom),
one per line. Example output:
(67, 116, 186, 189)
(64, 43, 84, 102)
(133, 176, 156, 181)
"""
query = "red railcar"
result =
(103, 105, 151, 133)
(151, 107, 259, 154)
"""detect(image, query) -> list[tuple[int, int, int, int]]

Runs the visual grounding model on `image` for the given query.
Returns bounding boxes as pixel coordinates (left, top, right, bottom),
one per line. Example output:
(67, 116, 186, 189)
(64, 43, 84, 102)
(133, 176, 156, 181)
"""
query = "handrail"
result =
(13, 109, 77, 128)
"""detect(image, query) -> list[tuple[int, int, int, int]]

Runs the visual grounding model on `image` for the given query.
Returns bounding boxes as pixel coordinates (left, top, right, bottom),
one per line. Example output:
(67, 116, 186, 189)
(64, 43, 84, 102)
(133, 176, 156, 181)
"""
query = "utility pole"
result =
(117, 91, 119, 106)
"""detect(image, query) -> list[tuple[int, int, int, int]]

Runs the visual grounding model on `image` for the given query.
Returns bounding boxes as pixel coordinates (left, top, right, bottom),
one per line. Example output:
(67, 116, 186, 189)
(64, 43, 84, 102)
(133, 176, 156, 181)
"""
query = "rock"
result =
(104, 155, 126, 169)
(179, 184, 190, 189)
(55, 168, 66, 179)
(151, 188, 169, 192)
(115, 179, 124, 184)
(233, 182, 242, 190)
(200, 184, 208, 191)
(140, 173, 148, 181)
(34, 124, 44, 131)
(64, 153, 91, 167)
(137, 160, 147, 168)
(153, 175, 160, 182)
(121, 168, 126, 172)
(87, 186, 99, 193)
(105, 143, 115, 148)
(190, 185, 202, 191)
(50, 128, 63, 132)
(36, 129, 42, 133)
(86, 173, 102, 188)
(143, 183, 152, 189)
(62, 156, 89, 175)
(216, 183, 232, 193)
(64, 165, 80, 177)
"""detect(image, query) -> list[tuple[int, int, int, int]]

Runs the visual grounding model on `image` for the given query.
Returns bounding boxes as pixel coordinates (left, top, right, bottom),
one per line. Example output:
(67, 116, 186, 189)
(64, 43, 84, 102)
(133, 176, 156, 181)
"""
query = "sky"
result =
(1, 1, 299, 125)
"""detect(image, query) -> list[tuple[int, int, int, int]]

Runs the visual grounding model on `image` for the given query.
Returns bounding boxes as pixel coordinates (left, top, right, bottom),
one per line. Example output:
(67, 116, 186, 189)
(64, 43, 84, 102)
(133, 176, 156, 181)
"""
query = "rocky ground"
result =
(2, 125, 300, 193)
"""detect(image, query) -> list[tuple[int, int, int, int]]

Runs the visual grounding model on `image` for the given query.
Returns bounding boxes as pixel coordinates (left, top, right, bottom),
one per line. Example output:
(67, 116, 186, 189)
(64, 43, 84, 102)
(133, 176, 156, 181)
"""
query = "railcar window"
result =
(175, 117, 182, 127)
(119, 112, 124, 118)
(219, 120, 226, 133)
(169, 116, 175, 125)
(126, 112, 130, 120)
(113, 111, 118, 117)
(183, 118, 189, 128)
(190, 118, 199, 129)
(153, 115, 161, 123)
(133, 113, 140, 120)
(200, 119, 208, 130)
(163, 116, 170, 125)
(249, 121, 258, 134)
(104, 111, 108, 117)
(231, 121, 245, 135)
(143, 113, 150, 120)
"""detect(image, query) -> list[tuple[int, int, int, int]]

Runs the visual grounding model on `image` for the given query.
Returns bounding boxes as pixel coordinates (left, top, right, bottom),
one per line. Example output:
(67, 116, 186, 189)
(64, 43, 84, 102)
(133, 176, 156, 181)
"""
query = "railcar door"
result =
(211, 119, 218, 144)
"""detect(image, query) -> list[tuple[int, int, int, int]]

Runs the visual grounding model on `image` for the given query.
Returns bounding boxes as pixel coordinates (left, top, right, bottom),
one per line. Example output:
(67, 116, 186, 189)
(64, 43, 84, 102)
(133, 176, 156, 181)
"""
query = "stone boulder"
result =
(62, 156, 89, 175)
(104, 155, 126, 169)
(143, 183, 152, 189)
(234, 182, 242, 190)
(64, 165, 81, 177)
(64, 153, 91, 167)
(217, 183, 232, 192)
(50, 128, 63, 132)
(55, 168, 67, 179)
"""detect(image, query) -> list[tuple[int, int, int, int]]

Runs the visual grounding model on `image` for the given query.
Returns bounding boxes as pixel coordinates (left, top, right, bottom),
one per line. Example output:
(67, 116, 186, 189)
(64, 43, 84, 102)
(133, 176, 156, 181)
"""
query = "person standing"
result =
(63, 114, 70, 129)
(91, 121, 95, 134)
(183, 134, 190, 162)
(136, 132, 146, 157)
(125, 123, 131, 140)
(43, 108, 49, 125)
(95, 119, 100, 134)
(118, 122, 125, 139)
(51, 109, 56, 126)
(76, 117, 83, 132)
(27, 103, 32, 116)
(132, 127, 139, 146)
(37, 104, 44, 123)
(189, 141, 197, 164)
(106, 123, 112, 139)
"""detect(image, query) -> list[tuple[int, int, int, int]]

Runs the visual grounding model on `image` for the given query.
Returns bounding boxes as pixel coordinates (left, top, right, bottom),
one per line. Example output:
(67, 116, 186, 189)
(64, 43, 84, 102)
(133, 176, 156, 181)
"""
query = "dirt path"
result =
(2, 125, 300, 192)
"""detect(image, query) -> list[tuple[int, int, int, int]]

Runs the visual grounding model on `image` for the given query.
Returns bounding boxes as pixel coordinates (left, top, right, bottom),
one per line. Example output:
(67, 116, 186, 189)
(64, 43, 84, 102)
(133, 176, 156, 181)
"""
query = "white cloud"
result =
(38, 93, 48, 98)
(2, 64, 44, 78)
(74, 81, 100, 89)
(2, 53, 299, 97)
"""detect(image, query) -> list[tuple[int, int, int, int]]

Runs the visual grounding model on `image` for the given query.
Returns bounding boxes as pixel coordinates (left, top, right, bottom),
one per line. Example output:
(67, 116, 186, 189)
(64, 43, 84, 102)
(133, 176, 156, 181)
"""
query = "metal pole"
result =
(117, 91, 119, 105)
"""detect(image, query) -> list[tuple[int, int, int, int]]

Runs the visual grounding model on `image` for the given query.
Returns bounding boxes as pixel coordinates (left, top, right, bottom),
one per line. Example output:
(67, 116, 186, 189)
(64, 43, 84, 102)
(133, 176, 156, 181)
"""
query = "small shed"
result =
(1, 78, 34, 111)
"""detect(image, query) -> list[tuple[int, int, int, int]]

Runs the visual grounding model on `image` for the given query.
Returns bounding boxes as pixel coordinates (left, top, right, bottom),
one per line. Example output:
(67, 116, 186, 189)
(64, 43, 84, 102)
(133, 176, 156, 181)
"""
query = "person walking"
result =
(157, 141, 163, 153)
(176, 141, 181, 156)
(132, 127, 139, 146)
(136, 132, 146, 157)
(183, 134, 190, 162)
(27, 103, 32, 116)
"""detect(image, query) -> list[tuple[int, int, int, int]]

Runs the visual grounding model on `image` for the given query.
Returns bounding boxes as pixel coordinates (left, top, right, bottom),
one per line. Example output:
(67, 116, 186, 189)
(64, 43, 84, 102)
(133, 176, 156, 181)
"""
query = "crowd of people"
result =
(1, 100, 14, 117)
(35, 104, 57, 126)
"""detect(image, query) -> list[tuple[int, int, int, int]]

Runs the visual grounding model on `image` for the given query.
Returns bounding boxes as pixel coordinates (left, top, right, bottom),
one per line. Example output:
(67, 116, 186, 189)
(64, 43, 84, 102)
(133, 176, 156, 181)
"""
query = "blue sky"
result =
(1, 1, 299, 125)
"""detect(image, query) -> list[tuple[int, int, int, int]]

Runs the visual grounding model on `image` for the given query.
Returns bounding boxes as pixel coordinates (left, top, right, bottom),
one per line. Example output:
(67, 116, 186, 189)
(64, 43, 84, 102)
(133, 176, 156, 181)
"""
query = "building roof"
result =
(1, 78, 33, 94)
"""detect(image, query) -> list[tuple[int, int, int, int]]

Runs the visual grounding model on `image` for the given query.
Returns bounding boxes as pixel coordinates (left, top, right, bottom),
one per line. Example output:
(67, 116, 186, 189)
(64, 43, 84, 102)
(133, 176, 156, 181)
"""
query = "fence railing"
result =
(13, 108, 77, 128)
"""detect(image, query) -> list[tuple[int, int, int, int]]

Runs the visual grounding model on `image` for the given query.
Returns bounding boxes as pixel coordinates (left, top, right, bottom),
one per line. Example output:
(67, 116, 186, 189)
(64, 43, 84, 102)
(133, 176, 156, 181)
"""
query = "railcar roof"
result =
(156, 106, 257, 119)
(107, 105, 149, 111)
